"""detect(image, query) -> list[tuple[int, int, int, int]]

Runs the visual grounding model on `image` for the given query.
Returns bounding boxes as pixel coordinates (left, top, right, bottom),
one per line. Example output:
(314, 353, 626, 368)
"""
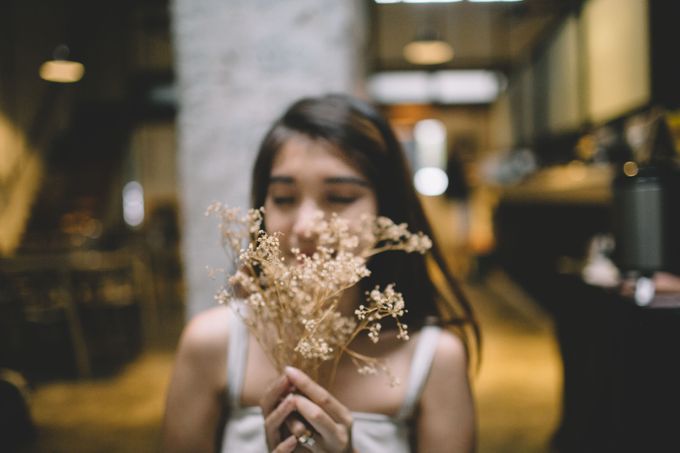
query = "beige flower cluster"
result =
(206, 202, 431, 387)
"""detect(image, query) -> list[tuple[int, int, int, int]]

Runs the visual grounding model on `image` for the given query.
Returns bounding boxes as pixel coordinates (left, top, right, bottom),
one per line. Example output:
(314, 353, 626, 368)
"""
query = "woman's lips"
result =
(297, 248, 315, 257)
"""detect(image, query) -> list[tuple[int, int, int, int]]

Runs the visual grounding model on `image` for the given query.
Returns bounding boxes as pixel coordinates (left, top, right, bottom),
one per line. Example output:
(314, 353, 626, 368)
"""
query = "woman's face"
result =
(264, 134, 378, 256)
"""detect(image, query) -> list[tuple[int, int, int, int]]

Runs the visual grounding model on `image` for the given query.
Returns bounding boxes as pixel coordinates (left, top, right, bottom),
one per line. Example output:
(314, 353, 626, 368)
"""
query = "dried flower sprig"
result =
(206, 202, 431, 387)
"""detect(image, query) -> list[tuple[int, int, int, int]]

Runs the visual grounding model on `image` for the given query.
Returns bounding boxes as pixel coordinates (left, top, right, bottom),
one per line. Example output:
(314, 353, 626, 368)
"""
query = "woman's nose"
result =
(291, 200, 319, 239)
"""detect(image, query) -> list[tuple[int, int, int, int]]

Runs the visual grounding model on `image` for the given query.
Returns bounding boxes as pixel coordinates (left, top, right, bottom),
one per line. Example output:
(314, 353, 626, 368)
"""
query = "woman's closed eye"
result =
(271, 195, 296, 205)
(327, 194, 358, 204)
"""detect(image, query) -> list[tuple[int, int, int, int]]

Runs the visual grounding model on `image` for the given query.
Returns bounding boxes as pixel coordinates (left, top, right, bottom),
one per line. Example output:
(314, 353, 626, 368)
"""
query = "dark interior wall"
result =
(649, 0, 680, 110)
(1, 1, 68, 129)
(0, 0, 169, 171)
(1, 1, 177, 383)
(1, 0, 174, 254)
(0, 0, 75, 256)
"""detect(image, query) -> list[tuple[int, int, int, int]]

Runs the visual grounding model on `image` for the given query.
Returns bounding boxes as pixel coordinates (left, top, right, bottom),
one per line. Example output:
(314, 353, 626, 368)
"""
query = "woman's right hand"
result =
(260, 374, 300, 452)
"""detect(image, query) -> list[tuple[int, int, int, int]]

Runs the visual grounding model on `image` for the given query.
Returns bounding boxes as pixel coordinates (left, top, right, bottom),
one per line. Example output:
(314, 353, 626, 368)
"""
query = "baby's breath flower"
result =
(214, 288, 230, 304)
(207, 203, 431, 387)
(357, 364, 378, 375)
(368, 323, 382, 343)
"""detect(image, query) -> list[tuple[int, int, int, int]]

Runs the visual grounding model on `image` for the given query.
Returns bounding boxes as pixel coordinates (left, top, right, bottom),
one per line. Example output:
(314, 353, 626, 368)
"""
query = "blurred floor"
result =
(16, 305, 184, 453)
(18, 351, 175, 453)
(471, 270, 562, 453)
(16, 269, 561, 453)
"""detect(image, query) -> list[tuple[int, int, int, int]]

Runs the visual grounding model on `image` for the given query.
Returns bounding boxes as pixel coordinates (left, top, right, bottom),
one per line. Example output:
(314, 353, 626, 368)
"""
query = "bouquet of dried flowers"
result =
(206, 203, 432, 387)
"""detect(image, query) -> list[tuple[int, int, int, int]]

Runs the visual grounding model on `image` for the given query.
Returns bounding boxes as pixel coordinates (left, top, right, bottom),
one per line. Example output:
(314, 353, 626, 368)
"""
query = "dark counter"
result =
(494, 169, 680, 452)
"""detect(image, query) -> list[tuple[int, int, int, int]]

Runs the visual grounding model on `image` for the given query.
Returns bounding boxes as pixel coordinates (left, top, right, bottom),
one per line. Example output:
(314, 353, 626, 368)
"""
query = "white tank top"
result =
(220, 309, 442, 453)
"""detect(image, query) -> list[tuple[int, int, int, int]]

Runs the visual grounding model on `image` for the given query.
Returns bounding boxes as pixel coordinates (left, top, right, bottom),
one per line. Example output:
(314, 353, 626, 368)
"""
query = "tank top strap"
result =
(395, 325, 442, 420)
(226, 306, 249, 409)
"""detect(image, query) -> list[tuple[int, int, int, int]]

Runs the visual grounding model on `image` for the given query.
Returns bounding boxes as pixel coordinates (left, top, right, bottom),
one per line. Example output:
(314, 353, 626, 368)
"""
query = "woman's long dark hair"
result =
(251, 94, 480, 362)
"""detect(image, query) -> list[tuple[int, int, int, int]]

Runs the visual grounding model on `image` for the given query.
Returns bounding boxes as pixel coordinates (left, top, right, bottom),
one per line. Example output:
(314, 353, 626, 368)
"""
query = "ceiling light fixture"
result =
(375, 1, 463, 3)
(39, 44, 85, 83)
(375, 0, 521, 3)
(403, 0, 462, 3)
(368, 70, 503, 104)
(403, 29, 454, 65)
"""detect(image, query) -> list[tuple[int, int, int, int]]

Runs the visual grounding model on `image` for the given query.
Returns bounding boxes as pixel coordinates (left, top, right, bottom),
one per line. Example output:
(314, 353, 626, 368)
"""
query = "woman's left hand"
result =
(283, 366, 354, 453)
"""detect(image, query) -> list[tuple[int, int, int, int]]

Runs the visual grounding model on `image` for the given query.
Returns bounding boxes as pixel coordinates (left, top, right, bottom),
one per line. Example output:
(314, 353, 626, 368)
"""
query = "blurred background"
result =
(1, 0, 679, 452)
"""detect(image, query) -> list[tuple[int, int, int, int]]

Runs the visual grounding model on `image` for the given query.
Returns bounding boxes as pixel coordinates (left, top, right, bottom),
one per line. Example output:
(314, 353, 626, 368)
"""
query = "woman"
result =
(162, 94, 480, 452)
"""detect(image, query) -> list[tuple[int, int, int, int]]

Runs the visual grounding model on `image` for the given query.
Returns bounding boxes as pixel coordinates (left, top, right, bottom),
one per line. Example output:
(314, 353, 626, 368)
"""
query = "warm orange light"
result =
(566, 160, 587, 182)
(403, 40, 454, 65)
(39, 60, 85, 83)
(623, 161, 639, 177)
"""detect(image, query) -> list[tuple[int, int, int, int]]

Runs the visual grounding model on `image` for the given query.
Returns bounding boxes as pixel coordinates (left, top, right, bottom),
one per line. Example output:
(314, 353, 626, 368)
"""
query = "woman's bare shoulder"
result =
(417, 331, 475, 452)
(430, 329, 469, 377)
(176, 305, 231, 366)
(162, 306, 232, 451)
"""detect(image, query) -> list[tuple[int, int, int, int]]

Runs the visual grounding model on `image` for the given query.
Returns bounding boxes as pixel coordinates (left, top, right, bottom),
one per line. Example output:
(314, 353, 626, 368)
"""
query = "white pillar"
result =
(171, 0, 365, 318)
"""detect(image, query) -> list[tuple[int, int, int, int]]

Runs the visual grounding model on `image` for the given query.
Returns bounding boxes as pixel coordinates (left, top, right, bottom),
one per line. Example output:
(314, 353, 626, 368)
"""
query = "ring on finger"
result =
(297, 430, 316, 448)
